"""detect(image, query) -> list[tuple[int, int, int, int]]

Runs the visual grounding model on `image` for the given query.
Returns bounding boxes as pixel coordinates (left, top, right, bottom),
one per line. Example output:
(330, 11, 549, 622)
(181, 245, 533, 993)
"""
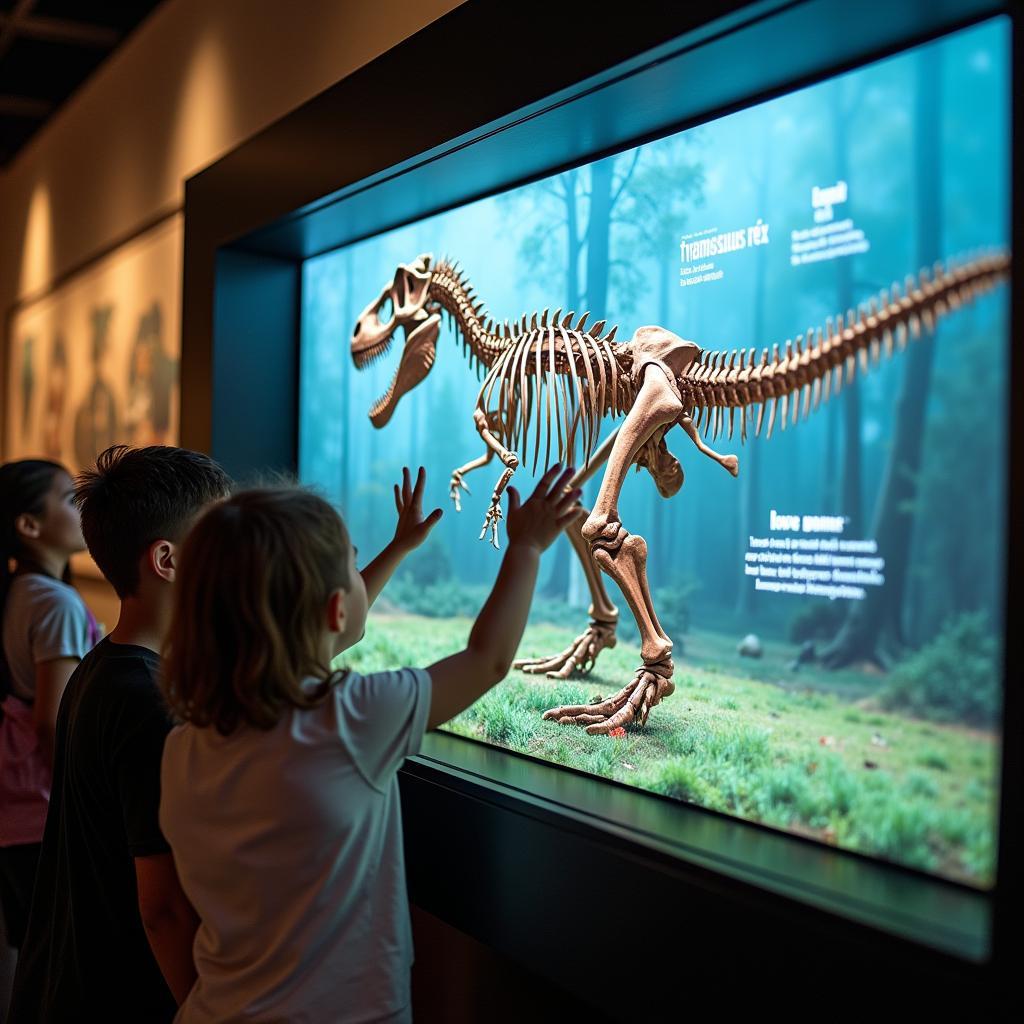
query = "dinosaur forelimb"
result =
(449, 468, 473, 511)
(473, 407, 520, 548)
(449, 411, 505, 511)
(679, 414, 739, 476)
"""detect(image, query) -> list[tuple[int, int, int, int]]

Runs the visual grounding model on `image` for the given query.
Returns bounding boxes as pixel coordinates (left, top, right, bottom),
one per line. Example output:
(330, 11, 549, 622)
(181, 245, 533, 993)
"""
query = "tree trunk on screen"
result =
(736, 144, 771, 617)
(650, 246, 673, 589)
(834, 80, 863, 537)
(822, 45, 942, 668)
(544, 163, 614, 600)
(543, 170, 583, 599)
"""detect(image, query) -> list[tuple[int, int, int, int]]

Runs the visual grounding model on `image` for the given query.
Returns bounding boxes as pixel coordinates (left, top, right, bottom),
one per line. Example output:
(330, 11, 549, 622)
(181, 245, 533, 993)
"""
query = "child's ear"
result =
(149, 540, 176, 584)
(326, 589, 347, 634)
(14, 512, 41, 542)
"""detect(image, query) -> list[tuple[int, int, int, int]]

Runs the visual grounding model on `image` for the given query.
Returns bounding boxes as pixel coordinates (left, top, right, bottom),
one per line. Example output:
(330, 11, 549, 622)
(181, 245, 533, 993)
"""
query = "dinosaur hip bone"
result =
(352, 249, 1011, 733)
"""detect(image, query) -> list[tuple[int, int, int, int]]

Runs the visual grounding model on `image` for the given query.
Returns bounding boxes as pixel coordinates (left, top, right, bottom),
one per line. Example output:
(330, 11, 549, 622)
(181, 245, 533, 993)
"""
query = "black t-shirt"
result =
(9, 638, 177, 1023)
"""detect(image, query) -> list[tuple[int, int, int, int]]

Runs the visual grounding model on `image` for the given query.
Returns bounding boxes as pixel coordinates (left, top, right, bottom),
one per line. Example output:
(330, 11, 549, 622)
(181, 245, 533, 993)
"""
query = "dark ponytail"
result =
(0, 459, 68, 701)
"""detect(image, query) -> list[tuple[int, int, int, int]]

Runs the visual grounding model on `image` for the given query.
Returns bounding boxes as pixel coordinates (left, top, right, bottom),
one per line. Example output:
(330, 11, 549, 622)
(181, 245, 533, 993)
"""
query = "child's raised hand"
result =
(505, 464, 582, 554)
(392, 466, 443, 552)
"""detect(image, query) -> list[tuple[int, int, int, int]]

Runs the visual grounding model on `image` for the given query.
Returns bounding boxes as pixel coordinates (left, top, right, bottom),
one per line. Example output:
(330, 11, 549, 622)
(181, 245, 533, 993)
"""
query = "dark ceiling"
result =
(0, 0, 165, 168)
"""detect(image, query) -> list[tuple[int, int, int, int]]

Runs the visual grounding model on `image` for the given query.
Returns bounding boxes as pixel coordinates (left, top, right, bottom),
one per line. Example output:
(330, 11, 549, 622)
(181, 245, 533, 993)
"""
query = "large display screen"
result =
(300, 18, 1010, 887)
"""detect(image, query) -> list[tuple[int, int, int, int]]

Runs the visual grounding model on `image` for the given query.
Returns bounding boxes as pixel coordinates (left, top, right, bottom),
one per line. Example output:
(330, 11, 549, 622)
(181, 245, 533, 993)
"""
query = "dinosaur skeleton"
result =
(352, 250, 1010, 734)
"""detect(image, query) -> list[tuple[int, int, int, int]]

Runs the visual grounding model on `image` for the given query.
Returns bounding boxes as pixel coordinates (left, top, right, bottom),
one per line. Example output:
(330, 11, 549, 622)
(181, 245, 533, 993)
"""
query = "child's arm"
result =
(360, 466, 443, 607)
(426, 465, 581, 729)
(135, 853, 199, 1004)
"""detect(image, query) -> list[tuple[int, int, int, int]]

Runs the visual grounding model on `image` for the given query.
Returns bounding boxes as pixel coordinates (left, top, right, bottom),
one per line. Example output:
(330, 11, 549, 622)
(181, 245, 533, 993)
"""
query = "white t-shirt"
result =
(160, 667, 432, 1024)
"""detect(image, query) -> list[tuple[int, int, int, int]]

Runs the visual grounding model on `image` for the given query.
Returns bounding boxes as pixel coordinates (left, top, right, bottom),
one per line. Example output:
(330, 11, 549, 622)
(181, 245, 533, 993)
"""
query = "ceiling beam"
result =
(0, 94, 53, 118)
(13, 16, 121, 49)
(0, 1, 37, 62)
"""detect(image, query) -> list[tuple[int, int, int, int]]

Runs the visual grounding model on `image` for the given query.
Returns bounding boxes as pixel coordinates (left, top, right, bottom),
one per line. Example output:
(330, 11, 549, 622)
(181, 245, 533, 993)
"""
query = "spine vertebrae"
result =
(681, 250, 1010, 443)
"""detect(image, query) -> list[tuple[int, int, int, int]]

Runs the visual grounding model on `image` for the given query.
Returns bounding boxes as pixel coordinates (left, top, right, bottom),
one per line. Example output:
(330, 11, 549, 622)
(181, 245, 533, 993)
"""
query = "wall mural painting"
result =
(4, 214, 182, 576)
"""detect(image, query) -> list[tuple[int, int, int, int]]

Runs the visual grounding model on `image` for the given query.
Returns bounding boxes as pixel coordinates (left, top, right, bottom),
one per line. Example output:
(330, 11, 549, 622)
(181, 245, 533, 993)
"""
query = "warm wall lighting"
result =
(19, 180, 53, 299)
(168, 24, 234, 195)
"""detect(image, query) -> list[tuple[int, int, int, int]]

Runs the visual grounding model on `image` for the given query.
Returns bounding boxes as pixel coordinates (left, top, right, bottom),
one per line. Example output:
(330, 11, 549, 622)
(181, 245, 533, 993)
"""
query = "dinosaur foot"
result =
(449, 471, 470, 512)
(542, 658, 674, 735)
(478, 496, 503, 549)
(513, 619, 618, 679)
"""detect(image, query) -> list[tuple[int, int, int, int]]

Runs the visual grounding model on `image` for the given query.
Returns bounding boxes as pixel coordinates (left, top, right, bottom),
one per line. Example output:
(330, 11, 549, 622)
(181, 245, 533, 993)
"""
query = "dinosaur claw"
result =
(449, 473, 472, 513)
(479, 498, 503, 548)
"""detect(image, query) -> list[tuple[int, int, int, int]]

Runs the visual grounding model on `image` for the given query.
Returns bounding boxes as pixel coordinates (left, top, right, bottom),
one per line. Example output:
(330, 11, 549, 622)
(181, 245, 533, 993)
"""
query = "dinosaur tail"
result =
(682, 249, 1010, 443)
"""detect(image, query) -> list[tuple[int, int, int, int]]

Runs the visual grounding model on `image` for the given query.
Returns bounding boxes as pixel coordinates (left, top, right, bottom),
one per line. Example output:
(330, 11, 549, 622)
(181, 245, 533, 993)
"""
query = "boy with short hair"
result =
(9, 445, 231, 1023)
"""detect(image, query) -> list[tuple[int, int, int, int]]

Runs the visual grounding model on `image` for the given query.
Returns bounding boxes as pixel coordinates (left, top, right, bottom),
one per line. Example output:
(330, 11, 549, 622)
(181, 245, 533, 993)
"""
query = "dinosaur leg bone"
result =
(514, 502, 619, 678)
(544, 364, 682, 733)
(680, 414, 739, 477)
(543, 522, 674, 732)
(473, 407, 520, 549)
(515, 429, 621, 678)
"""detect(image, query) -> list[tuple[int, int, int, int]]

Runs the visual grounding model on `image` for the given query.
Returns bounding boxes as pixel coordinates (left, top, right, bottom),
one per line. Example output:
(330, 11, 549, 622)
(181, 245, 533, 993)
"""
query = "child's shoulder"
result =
(12, 571, 84, 612)
(333, 666, 431, 702)
(329, 668, 433, 787)
(331, 667, 431, 729)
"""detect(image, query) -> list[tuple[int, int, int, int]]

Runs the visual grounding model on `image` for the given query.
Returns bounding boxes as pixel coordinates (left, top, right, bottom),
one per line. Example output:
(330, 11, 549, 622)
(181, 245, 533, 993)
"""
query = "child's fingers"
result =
(424, 507, 443, 529)
(554, 487, 583, 513)
(547, 467, 576, 501)
(413, 466, 426, 506)
(394, 484, 402, 515)
(402, 466, 412, 504)
(531, 463, 563, 499)
(507, 486, 521, 516)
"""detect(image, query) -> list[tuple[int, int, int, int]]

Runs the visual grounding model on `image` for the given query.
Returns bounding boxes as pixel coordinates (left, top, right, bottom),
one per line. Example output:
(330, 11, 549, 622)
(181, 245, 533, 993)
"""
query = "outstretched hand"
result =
(506, 464, 582, 554)
(392, 466, 443, 552)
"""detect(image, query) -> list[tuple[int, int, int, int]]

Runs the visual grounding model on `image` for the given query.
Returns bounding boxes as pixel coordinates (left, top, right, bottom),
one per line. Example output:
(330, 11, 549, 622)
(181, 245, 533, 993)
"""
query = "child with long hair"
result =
(160, 464, 579, 1023)
(0, 460, 97, 961)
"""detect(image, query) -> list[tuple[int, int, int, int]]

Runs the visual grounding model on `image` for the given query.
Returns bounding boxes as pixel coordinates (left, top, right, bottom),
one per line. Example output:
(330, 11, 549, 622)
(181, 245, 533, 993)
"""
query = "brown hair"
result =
(163, 486, 351, 735)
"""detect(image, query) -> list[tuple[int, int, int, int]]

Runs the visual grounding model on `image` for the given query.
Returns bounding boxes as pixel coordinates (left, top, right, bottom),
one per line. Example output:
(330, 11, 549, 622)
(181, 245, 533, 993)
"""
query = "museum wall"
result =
(0, 0, 463, 624)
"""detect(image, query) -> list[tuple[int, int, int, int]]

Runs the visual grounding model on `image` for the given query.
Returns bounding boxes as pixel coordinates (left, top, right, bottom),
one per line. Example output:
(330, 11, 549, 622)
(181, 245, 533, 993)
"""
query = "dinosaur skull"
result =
(352, 254, 440, 427)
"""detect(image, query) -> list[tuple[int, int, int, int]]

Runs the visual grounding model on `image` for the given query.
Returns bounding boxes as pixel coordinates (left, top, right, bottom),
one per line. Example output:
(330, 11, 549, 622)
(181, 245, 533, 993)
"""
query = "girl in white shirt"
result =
(160, 465, 579, 1023)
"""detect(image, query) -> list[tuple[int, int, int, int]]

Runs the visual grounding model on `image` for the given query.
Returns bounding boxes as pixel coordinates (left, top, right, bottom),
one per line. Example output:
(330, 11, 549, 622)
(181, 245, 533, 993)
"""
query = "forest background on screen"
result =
(300, 20, 1009, 886)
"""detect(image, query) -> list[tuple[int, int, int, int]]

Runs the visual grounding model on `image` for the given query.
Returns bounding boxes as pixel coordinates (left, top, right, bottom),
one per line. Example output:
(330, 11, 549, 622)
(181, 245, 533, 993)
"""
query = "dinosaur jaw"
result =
(369, 314, 441, 427)
(352, 330, 393, 369)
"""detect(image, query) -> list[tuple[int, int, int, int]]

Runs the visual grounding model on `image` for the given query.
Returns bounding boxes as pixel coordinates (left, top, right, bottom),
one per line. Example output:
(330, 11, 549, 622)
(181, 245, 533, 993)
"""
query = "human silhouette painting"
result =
(42, 334, 68, 459)
(73, 306, 120, 469)
(125, 302, 177, 446)
(19, 336, 34, 442)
